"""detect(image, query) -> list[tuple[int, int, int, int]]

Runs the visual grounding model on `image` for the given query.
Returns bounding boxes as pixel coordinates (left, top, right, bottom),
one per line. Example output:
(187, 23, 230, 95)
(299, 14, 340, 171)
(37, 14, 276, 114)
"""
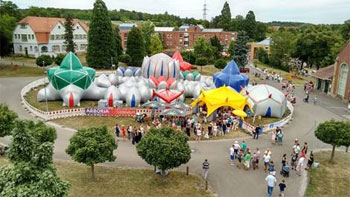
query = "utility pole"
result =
(203, 0, 208, 21)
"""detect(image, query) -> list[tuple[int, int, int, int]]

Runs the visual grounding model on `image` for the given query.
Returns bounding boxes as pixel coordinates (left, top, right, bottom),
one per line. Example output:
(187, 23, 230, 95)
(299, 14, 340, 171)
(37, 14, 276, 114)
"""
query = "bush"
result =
(257, 48, 269, 64)
(214, 59, 227, 69)
(181, 50, 196, 64)
(36, 55, 53, 67)
(195, 57, 208, 66)
(119, 54, 131, 64)
(54, 54, 65, 65)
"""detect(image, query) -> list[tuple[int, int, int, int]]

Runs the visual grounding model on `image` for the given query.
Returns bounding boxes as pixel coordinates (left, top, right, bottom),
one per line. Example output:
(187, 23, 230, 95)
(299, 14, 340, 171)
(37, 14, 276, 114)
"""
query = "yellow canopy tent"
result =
(191, 85, 253, 117)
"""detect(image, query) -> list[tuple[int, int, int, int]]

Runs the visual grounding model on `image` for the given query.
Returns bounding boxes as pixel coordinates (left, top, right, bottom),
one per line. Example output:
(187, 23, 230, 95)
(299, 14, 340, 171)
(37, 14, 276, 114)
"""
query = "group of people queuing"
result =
(303, 81, 318, 104)
(114, 123, 151, 145)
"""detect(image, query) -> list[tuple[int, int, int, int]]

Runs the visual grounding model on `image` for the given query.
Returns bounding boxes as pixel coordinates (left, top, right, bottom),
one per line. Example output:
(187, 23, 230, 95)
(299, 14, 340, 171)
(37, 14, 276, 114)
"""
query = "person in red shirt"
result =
(121, 125, 126, 141)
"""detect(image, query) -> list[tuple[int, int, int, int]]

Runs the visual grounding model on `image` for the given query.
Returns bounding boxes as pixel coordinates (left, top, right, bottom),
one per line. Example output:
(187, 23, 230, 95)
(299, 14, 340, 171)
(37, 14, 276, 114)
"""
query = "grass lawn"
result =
(254, 61, 315, 87)
(24, 84, 98, 111)
(0, 65, 46, 77)
(0, 158, 211, 197)
(196, 65, 221, 76)
(306, 151, 350, 197)
(1, 56, 36, 63)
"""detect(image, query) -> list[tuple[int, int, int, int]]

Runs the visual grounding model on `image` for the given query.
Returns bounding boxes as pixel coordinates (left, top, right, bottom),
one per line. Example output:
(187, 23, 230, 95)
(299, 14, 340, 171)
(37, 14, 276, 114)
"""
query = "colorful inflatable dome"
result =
(244, 84, 287, 118)
(172, 50, 192, 71)
(141, 53, 180, 79)
(213, 60, 249, 92)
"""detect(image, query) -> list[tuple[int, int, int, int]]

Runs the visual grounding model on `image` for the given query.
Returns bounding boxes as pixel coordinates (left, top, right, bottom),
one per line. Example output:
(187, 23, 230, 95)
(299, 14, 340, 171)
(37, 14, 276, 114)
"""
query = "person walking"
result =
(296, 155, 305, 176)
(202, 159, 210, 180)
(115, 123, 120, 141)
(277, 128, 283, 145)
(229, 145, 235, 166)
(254, 125, 260, 139)
(244, 150, 251, 170)
(241, 140, 247, 154)
(233, 141, 240, 156)
(291, 152, 298, 170)
(263, 151, 271, 173)
(279, 180, 287, 197)
(121, 125, 126, 141)
(265, 172, 277, 197)
(306, 151, 314, 170)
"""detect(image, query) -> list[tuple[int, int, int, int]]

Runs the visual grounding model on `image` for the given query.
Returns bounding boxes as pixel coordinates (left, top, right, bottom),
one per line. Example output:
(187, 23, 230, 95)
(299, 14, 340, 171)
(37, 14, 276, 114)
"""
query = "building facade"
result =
(119, 23, 237, 50)
(313, 64, 334, 94)
(13, 16, 89, 57)
(331, 41, 350, 101)
(249, 37, 272, 60)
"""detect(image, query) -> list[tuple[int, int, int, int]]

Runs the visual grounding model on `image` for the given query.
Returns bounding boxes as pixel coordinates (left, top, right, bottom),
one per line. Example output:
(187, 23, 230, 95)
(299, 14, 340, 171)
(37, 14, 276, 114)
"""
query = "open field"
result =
(306, 151, 350, 197)
(0, 158, 211, 197)
(0, 65, 45, 77)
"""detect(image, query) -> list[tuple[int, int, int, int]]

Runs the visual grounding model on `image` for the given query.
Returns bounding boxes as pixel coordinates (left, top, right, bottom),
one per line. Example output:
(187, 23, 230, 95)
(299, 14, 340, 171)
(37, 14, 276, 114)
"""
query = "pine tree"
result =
(64, 14, 75, 53)
(86, 0, 115, 69)
(233, 31, 249, 68)
(243, 11, 257, 40)
(218, 1, 231, 31)
(126, 27, 146, 67)
(228, 41, 235, 57)
(210, 35, 223, 58)
(112, 25, 123, 65)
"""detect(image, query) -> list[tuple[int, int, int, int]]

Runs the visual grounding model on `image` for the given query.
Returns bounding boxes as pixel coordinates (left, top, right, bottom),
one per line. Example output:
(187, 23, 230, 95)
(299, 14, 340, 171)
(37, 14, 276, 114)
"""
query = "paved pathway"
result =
(0, 73, 347, 197)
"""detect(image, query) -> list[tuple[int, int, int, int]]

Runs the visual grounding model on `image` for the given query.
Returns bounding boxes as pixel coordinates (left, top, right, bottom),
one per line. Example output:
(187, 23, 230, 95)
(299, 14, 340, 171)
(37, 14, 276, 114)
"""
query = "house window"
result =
(41, 46, 48, 53)
(55, 35, 60, 40)
(166, 34, 173, 39)
(51, 35, 55, 40)
(32, 35, 34, 39)
(52, 45, 60, 52)
(74, 35, 78, 39)
(79, 34, 83, 39)
(83, 34, 87, 39)
(19, 45, 22, 52)
(58, 25, 61, 29)
(15, 34, 17, 39)
(30, 46, 33, 51)
(21, 34, 28, 42)
(62, 45, 67, 51)
(338, 64, 348, 97)
(34, 46, 38, 52)
(80, 44, 87, 51)
(20, 24, 26, 29)
(76, 26, 79, 29)
(18, 34, 21, 39)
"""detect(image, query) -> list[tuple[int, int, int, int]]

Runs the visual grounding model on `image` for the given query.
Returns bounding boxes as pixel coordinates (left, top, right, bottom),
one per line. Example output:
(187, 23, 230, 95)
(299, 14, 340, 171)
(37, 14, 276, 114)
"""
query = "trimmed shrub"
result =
(214, 59, 227, 69)
(36, 55, 53, 67)
(181, 50, 196, 65)
(54, 54, 65, 65)
(195, 57, 208, 66)
(119, 54, 131, 64)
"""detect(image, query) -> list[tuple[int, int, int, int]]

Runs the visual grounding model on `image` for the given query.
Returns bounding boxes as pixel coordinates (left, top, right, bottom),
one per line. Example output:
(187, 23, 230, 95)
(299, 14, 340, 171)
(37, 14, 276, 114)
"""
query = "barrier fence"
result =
(21, 78, 294, 132)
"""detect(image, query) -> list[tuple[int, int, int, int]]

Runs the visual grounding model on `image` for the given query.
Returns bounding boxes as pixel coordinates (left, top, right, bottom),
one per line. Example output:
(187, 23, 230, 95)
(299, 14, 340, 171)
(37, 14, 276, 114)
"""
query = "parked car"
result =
(239, 67, 250, 73)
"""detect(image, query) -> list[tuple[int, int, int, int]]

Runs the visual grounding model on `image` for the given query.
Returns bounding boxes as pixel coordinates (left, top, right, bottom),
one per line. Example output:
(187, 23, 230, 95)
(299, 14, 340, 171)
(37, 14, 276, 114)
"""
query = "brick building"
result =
(119, 23, 237, 50)
(331, 41, 350, 101)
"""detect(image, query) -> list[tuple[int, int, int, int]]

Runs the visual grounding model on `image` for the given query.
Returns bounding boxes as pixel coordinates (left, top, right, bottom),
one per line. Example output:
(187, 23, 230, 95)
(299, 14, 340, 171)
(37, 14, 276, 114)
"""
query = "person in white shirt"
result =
(233, 141, 240, 155)
(229, 145, 235, 166)
(213, 123, 218, 136)
(265, 172, 277, 197)
(263, 152, 271, 173)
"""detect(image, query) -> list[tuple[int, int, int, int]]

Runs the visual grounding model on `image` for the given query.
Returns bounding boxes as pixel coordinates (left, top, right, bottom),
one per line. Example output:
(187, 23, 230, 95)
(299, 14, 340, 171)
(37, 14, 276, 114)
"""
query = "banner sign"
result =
(85, 108, 137, 116)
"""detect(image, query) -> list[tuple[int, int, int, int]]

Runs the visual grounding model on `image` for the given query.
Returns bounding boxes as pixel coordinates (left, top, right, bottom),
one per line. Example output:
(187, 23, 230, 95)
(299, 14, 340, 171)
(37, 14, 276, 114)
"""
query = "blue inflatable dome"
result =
(213, 60, 249, 92)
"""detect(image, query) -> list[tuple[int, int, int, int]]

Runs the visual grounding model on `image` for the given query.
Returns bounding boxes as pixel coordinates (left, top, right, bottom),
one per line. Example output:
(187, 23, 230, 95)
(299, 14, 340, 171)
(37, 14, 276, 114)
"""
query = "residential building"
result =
(313, 64, 334, 94)
(118, 23, 237, 50)
(331, 41, 350, 101)
(13, 16, 89, 57)
(249, 37, 272, 60)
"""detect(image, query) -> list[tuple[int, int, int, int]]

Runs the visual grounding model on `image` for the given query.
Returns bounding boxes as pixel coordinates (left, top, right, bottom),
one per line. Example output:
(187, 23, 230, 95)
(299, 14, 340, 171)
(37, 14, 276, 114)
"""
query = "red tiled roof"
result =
(18, 16, 89, 44)
(313, 64, 335, 80)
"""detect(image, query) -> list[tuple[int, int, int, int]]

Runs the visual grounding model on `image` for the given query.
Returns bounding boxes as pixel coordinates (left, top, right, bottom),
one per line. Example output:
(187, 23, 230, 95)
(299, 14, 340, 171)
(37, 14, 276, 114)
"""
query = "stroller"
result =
(280, 165, 290, 177)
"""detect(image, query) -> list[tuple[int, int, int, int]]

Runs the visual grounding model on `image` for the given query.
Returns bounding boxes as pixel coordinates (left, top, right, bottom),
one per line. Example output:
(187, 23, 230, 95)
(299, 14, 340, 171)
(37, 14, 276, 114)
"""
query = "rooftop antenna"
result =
(203, 0, 208, 21)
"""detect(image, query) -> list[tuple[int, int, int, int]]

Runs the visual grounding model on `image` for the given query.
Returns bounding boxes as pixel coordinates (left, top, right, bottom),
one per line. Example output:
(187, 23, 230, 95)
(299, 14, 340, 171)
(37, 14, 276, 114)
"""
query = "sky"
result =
(12, 0, 350, 24)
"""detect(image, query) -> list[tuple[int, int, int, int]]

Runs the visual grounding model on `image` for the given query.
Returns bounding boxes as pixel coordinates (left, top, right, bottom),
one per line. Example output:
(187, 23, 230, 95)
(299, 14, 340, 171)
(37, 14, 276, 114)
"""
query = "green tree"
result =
(136, 128, 191, 176)
(0, 14, 16, 56)
(113, 25, 123, 64)
(140, 21, 155, 55)
(126, 27, 146, 67)
(214, 59, 227, 69)
(194, 36, 214, 59)
(66, 126, 116, 179)
(54, 54, 65, 65)
(217, 1, 231, 31)
(233, 31, 249, 68)
(0, 120, 69, 196)
(64, 14, 75, 53)
(86, 0, 115, 69)
(210, 35, 223, 58)
(341, 19, 350, 41)
(257, 48, 269, 64)
(228, 41, 235, 56)
(270, 30, 296, 71)
(36, 55, 53, 67)
(150, 33, 163, 55)
(0, 104, 17, 137)
(255, 22, 268, 41)
(315, 120, 348, 161)
(243, 11, 257, 40)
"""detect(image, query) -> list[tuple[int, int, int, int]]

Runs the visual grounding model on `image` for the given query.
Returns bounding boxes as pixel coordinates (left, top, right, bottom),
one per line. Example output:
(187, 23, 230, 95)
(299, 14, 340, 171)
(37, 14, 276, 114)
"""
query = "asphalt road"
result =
(0, 72, 347, 197)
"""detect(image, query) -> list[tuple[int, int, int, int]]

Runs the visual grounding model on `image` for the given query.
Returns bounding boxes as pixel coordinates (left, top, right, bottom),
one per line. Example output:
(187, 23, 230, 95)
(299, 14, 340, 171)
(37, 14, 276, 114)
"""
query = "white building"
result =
(13, 16, 89, 57)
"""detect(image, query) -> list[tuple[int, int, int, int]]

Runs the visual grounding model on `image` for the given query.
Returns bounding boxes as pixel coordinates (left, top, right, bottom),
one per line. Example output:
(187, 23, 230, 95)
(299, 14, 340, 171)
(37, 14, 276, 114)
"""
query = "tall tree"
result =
(126, 27, 146, 67)
(64, 14, 75, 53)
(218, 1, 231, 31)
(210, 35, 223, 58)
(136, 128, 191, 176)
(112, 25, 123, 65)
(270, 30, 296, 71)
(149, 33, 163, 55)
(194, 36, 214, 59)
(66, 126, 116, 179)
(233, 31, 249, 68)
(0, 1, 18, 56)
(140, 21, 155, 55)
(341, 19, 350, 41)
(228, 41, 235, 57)
(0, 120, 69, 196)
(315, 120, 349, 161)
(0, 104, 17, 137)
(243, 11, 257, 40)
(86, 0, 115, 69)
(255, 22, 268, 41)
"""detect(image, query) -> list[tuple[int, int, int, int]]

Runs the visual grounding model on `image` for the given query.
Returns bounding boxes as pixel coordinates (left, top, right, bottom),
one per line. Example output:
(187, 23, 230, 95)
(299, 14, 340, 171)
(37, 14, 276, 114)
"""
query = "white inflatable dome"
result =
(141, 53, 180, 79)
(245, 84, 287, 118)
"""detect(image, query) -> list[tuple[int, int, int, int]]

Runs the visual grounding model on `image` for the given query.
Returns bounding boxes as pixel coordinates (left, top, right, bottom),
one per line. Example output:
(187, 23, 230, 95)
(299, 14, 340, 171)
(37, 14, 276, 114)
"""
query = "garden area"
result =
(0, 65, 45, 77)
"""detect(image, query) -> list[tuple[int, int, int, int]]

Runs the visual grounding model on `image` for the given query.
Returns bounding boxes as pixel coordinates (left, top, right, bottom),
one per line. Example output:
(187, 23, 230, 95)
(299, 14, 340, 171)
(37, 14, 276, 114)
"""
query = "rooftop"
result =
(119, 23, 137, 31)
(202, 28, 223, 32)
(313, 64, 334, 80)
(154, 27, 174, 32)
(258, 37, 273, 46)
